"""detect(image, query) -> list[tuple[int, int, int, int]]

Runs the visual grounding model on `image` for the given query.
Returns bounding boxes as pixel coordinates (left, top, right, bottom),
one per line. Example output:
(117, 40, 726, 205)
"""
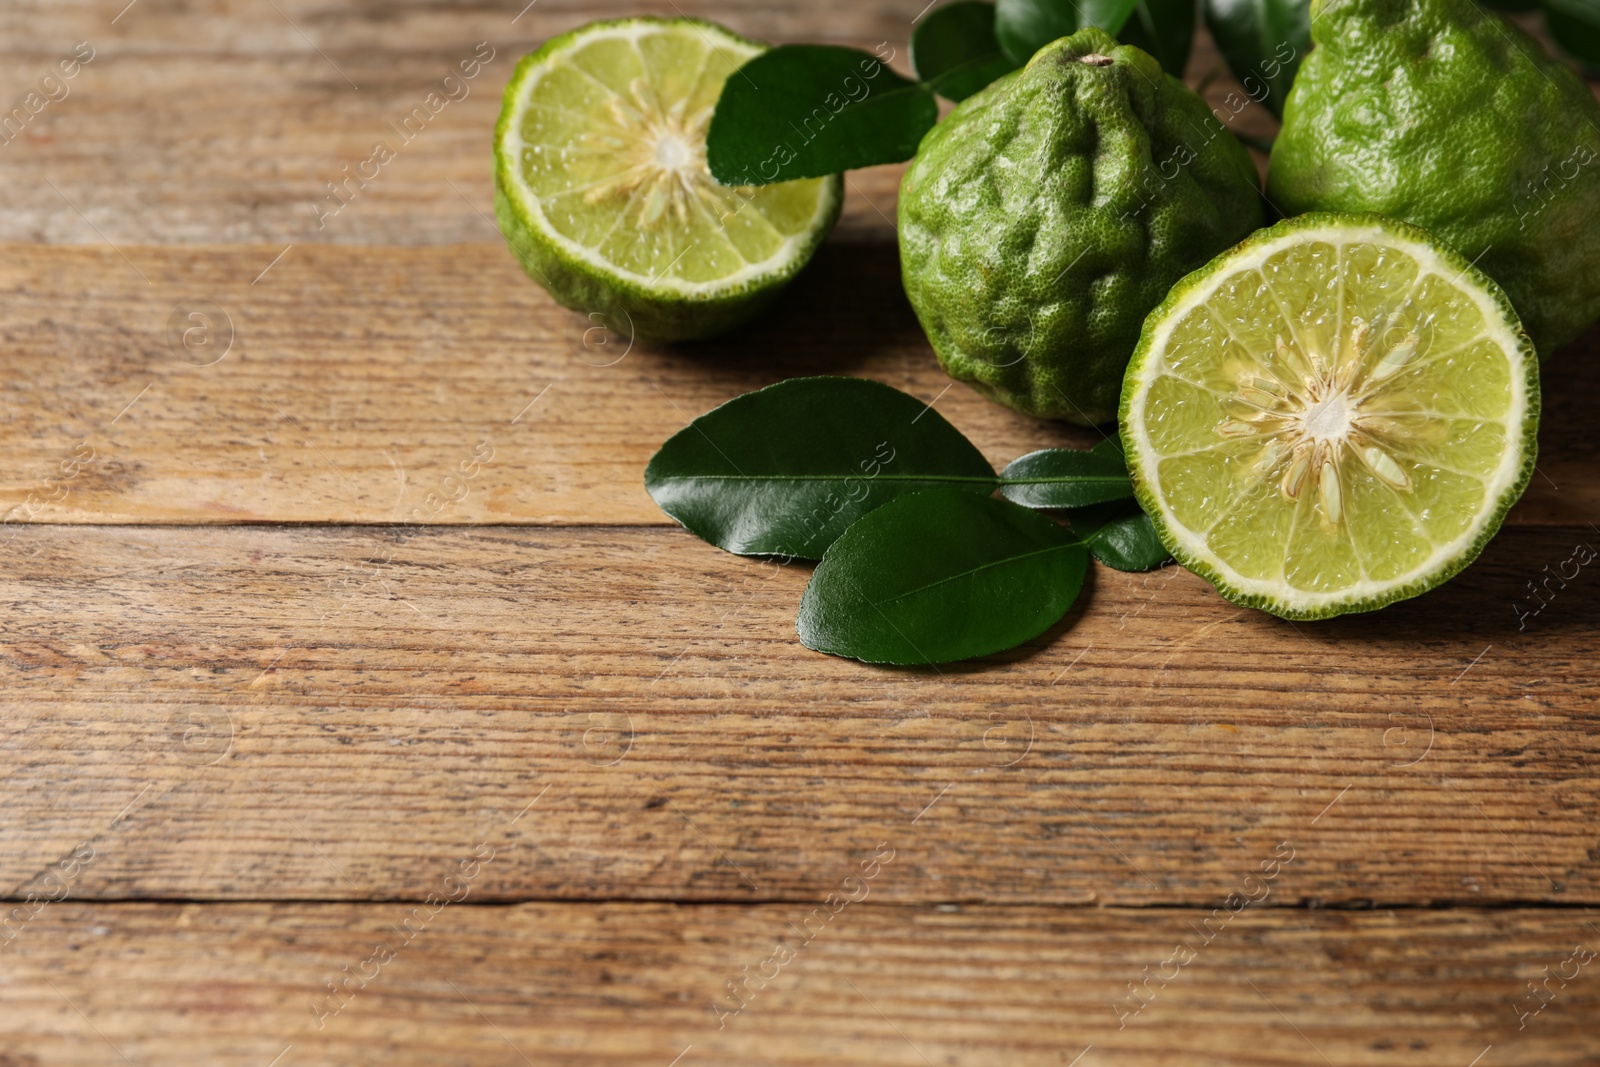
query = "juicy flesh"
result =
(511, 27, 832, 285)
(1143, 239, 1518, 595)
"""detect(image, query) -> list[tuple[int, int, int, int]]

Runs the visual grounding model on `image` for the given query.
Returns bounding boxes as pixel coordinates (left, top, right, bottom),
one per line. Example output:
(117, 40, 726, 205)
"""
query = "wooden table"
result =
(2, 2, 1597, 1064)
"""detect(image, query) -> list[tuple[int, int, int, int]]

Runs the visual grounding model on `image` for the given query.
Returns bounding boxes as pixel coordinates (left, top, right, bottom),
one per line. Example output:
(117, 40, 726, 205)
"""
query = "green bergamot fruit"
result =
(1120, 213, 1539, 620)
(1267, 0, 1600, 355)
(899, 27, 1264, 425)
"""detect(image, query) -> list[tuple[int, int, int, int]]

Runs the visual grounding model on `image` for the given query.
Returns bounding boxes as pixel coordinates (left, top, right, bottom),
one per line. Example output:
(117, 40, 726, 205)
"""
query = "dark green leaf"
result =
(1118, 0, 1198, 76)
(645, 377, 997, 561)
(1069, 500, 1172, 571)
(995, 0, 1141, 65)
(997, 447, 1134, 509)
(913, 2, 1022, 101)
(1202, 0, 1310, 119)
(1090, 436, 1127, 462)
(1547, 0, 1600, 68)
(706, 46, 938, 185)
(797, 490, 1088, 664)
(1481, 0, 1540, 10)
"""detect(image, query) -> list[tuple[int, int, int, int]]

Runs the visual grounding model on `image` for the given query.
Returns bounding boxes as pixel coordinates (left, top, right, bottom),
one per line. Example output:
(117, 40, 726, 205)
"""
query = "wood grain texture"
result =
(1, 523, 1594, 905)
(12, 1, 1565, 255)
(1, 243, 1596, 526)
(3, 1, 1598, 1061)
(3, 902, 1598, 1066)
(0, 0, 919, 246)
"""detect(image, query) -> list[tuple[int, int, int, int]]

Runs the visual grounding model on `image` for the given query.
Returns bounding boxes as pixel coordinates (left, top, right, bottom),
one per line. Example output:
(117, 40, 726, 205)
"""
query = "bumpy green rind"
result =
(899, 27, 1264, 426)
(492, 17, 845, 343)
(1267, 0, 1600, 355)
(1119, 212, 1542, 621)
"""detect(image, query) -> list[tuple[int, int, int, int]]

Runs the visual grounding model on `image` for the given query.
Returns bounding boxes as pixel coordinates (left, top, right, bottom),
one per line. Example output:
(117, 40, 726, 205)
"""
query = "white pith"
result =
(1125, 221, 1533, 612)
(1214, 318, 1433, 526)
(497, 22, 841, 296)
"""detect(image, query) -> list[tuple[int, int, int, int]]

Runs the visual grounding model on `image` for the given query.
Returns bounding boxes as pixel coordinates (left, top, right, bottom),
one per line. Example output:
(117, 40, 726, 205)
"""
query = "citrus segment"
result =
(1121, 214, 1539, 619)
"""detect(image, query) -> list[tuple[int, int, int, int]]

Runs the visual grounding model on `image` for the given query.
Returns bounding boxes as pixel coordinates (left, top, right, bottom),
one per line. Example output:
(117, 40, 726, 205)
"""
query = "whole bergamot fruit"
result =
(1268, 0, 1600, 355)
(899, 27, 1264, 425)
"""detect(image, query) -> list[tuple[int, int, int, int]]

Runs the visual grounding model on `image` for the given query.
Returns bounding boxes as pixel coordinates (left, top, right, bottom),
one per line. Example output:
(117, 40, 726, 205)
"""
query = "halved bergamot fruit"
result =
(494, 17, 843, 342)
(1120, 213, 1540, 620)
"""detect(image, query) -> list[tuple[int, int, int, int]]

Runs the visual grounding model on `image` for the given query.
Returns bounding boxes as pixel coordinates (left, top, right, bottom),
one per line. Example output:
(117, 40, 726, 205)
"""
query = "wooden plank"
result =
(0, 4, 1593, 1063)
(1, 244, 1595, 526)
(0, 50, 907, 246)
(0, 1, 919, 247)
(2, 902, 1598, 1065)
(0, 2, 1280, 247)
(0, 523, 1594, 904)
(1, 3, 1583, 253)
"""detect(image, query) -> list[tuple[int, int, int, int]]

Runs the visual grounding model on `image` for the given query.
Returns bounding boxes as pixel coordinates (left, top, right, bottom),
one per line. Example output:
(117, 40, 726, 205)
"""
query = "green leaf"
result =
(1201, 0, 1310, 119)
(913, 2, 1022, 101)
(995, 0, 1141, 65)
(997, 447, 1134, 509)
(1090, 436, 1127, 461)
(706, 46, 938, 185)
(1547, 0, 1600, 68)
(644, 377, 997, 561)
(1118, 0, 1198, 76)
(797, 490, 1088, 664)
(1069, 500, 1172, 571)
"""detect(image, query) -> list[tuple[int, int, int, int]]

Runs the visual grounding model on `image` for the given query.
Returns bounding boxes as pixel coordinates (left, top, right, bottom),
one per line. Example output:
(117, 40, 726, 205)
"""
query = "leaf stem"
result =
(995, 476, 1132, 485)
(657, 473, 1001, 484)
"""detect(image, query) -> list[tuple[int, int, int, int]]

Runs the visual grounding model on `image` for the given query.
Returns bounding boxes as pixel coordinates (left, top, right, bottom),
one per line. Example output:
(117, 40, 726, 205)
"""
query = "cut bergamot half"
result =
(493, 17, 843, 342)
(1120, 213, 1540, 620)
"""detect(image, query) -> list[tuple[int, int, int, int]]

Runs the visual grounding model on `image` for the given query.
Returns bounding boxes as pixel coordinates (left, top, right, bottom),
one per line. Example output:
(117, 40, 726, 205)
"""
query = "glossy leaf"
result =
(1070, 500, 1171, 571)
(912, 1, 1021, 101)
(1118, 0, 1198, 76)
(645, 377, 997, 560)
(1547, 0, 1600, 68)
(1202, 0, 1310, 119)
(995, 0, 1141, 65)
(797, 490, 1089, 664)
(706, 46, 938, 185)
(1090, 436, 1128, 462)
(997, 446, 1134, 509)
